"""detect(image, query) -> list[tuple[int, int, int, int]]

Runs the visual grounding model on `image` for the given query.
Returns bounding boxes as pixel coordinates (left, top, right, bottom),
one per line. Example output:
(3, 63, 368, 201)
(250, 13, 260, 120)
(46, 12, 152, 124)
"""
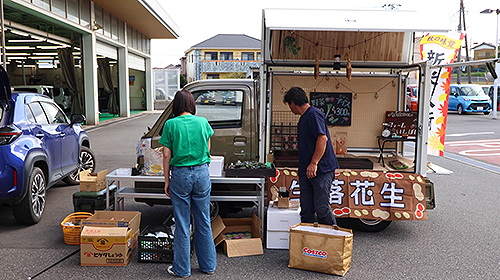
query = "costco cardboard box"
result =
(80, 226, 135, 266)
(213, 213, 263, 257)
(79, 169, 107, 192)
(80, 211, 141, 266)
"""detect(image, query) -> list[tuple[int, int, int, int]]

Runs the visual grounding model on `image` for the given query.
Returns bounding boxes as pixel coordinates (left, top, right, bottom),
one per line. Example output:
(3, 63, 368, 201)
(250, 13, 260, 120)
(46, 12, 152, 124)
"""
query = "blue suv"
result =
(449, 84, 492, 115)
(0, 67, 95, 224)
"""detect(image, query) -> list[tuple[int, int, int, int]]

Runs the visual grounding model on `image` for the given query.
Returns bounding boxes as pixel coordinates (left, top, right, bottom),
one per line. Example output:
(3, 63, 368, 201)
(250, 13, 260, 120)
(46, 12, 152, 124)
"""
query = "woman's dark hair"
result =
(172, 89, 196, 116)
(283, 87, 308, 106)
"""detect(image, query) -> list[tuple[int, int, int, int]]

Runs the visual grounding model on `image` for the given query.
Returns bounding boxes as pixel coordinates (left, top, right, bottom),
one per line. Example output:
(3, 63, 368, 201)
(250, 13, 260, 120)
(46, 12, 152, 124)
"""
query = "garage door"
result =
(128, 53, 145, 71)
(96, 41, 117, 60)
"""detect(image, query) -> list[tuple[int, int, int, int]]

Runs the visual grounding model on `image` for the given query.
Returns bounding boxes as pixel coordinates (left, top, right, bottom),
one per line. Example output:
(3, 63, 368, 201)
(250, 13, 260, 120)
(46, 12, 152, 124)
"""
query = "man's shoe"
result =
(202, 270, 215, 275)
(167, 266, 190, 278)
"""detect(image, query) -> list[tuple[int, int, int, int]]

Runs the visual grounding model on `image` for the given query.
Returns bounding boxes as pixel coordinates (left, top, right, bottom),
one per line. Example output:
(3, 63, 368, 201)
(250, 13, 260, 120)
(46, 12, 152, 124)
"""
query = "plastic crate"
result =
(138, 225, 174, 263)
(60, 212, 93, 245)
(138, 223, 194, 263)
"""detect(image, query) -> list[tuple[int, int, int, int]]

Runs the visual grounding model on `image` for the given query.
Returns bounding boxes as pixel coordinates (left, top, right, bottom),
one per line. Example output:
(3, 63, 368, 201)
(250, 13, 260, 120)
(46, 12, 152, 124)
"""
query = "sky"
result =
(151, 0, 500, 67)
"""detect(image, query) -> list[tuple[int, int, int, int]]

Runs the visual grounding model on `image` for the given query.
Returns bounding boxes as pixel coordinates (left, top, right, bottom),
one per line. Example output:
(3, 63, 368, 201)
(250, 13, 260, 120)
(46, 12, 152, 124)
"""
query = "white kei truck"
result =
(137, 9, 457, 231)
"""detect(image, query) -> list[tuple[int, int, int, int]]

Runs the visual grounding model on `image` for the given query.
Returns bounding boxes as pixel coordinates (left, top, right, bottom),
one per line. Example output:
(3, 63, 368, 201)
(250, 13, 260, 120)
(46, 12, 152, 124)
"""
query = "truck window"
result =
(193, 90, 243, 128)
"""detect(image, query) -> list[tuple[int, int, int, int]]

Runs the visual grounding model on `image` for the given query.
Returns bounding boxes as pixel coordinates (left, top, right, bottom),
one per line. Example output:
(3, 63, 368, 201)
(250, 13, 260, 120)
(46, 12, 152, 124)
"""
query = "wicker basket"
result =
(60, 212, 93, 245)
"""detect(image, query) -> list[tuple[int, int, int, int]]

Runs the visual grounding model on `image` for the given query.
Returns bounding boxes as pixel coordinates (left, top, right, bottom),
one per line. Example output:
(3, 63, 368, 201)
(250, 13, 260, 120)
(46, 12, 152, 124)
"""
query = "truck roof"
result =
(263, 8, 451, 33)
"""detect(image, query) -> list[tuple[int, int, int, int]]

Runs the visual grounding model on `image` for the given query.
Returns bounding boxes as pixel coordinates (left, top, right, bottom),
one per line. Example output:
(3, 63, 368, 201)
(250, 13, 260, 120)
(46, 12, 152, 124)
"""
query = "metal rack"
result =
(104, 168, 266, 234)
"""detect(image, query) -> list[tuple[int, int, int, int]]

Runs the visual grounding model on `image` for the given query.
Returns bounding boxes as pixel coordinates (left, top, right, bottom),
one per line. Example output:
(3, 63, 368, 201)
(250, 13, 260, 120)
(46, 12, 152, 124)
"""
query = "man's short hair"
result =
(283, 87, 308, 106)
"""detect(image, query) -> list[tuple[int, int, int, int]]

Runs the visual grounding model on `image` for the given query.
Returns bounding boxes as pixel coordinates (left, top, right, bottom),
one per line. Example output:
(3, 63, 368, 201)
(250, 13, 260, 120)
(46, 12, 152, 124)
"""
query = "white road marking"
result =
(447, 132, 494, 137)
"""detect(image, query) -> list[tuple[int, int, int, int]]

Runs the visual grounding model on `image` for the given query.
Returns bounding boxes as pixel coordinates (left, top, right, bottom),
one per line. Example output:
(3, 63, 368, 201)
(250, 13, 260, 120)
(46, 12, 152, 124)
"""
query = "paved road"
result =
(2, 111, 500, 279)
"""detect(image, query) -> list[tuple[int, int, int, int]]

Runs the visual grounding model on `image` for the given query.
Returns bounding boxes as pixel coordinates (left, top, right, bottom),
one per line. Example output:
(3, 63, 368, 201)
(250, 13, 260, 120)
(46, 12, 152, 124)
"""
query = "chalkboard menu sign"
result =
(384, 111, 417, 137)
(310, 92, 352, 126)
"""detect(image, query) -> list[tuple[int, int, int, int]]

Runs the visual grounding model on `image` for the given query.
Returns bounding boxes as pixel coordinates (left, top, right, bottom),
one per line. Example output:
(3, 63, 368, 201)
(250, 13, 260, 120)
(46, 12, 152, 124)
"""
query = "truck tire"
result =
(457, 105, 464, 115)
(12, 167, 46, 224)
(63, 146, 95, 185)
(349, 218, 392, 232)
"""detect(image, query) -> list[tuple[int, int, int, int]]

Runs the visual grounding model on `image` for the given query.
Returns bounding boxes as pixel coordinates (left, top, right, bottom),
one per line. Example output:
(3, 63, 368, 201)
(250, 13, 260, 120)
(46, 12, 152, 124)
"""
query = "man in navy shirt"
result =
(284, 87, 338, 225)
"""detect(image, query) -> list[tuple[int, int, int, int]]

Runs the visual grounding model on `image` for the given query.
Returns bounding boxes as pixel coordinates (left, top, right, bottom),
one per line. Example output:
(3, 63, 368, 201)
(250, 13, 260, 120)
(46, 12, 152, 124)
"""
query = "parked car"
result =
(12, 85, 72, 112)
(406, 85, 418, 111)
(448, 84, 491, 115)
(1, 77, 95, 224)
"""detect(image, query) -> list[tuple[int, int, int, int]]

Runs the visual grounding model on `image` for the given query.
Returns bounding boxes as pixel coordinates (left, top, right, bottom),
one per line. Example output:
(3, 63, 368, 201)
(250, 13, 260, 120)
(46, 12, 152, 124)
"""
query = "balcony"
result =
(202, 60, 260, 73)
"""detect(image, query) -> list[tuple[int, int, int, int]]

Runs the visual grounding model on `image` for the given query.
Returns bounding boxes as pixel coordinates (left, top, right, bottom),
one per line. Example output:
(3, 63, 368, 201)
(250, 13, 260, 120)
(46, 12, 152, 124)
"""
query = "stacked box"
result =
(266, 201, 301, 249)
(73, 184, 117, 213)
(80, 211, 141, 266)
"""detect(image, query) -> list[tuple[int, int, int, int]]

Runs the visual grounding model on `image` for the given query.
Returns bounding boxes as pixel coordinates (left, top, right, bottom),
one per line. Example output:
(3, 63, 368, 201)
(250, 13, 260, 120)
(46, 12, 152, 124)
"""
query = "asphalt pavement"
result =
(1, 111, 500, 280)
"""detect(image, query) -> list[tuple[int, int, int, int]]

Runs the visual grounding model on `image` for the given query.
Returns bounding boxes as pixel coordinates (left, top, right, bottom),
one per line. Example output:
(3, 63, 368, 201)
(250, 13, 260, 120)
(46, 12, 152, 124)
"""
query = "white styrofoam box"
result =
(267, 230, 290, 249)
(267, 201, 301, 231)
(209, 156, 224, 177)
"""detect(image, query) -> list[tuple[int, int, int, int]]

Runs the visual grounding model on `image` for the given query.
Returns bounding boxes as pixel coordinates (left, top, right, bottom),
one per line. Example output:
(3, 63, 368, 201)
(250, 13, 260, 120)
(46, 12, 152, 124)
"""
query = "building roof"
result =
(472, 42, 496, 50)
(188, 34, 260, 51)
(92, 0, 179, 39)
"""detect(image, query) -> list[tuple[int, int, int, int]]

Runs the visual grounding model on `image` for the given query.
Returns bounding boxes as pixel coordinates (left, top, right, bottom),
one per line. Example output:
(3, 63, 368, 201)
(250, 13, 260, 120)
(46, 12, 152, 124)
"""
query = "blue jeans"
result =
(169, 163, 217, 277)
(299, 171, 336, 225)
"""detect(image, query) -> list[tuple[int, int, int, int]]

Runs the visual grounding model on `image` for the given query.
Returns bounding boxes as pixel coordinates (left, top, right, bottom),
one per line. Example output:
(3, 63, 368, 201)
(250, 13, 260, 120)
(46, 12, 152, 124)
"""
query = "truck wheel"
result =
(457, 105, 464, 115)
(484, 111, 490, 115)
(12, 167, 46, 224)
(63, 146, 95, 185)
(349, 218, 391, 232)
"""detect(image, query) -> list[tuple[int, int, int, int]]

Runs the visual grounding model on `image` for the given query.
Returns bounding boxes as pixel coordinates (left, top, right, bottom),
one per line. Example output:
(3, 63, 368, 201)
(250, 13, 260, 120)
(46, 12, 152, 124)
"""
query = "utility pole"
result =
(461, 0, 472, 83)
(457, 1, 462, 84)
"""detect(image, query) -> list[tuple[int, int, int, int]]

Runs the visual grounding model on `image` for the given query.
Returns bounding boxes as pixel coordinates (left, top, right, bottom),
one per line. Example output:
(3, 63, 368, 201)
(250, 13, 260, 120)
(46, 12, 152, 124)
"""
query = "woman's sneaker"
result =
(167, 266, 190, 278)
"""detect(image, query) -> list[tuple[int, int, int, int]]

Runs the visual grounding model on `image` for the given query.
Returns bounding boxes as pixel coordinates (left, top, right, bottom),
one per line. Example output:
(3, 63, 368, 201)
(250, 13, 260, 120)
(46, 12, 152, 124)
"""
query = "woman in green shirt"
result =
(159, 90, 216, 277)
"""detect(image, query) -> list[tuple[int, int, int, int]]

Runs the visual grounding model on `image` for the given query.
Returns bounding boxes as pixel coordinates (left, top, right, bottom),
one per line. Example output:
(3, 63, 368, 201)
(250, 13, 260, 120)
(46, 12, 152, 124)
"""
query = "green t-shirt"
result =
(159, 114, 214, 167)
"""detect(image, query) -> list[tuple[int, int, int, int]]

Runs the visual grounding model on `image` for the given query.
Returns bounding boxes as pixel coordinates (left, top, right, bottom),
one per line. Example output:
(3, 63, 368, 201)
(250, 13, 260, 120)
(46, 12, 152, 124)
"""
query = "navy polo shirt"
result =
(297, 106, 339, 177)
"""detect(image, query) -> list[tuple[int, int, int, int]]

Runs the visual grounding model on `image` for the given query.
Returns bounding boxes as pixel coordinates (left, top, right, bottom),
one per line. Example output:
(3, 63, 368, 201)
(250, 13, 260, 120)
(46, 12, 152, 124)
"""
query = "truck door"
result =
(191, 86, 256, 165)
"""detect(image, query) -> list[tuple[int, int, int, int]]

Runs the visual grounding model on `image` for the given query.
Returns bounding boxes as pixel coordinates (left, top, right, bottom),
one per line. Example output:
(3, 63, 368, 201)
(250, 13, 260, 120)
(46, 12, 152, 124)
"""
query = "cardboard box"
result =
(209, 156, 224, 177)
(80, 169, 107, 192)
(277, 196, 289, 208)
(213, 213, 263, 257)
(80, 226, 137, 266)
(211, 215, 226, 239)
(81, 211, 141, 248)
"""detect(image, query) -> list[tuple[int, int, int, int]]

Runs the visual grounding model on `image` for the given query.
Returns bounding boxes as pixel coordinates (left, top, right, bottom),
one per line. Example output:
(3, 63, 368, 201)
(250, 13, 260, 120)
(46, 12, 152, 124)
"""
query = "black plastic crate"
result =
(73, 184, 117, 213)
(138, 221, 193, 263)
(138, 225, 174, 263)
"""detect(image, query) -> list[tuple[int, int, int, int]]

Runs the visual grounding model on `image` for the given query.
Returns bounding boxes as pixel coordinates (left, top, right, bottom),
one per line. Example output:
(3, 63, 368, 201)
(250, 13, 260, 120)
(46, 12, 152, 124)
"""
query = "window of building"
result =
(103, 10, 111, 38)
(220, 52, 233, 60)
(80, 0, 91, 28)
(52, 0, 66, 18)
(111, 15, 118, 41)
(193, 90, 243, 128)
(257, 52, 261, 60)
(67, 0, 79, 24)
(207, 74, 220, 79)
(33, 0, 50, 11)
(94, 4, 103, 35)
(205, 52, 218, 60)
(242, 52, 254, 60)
